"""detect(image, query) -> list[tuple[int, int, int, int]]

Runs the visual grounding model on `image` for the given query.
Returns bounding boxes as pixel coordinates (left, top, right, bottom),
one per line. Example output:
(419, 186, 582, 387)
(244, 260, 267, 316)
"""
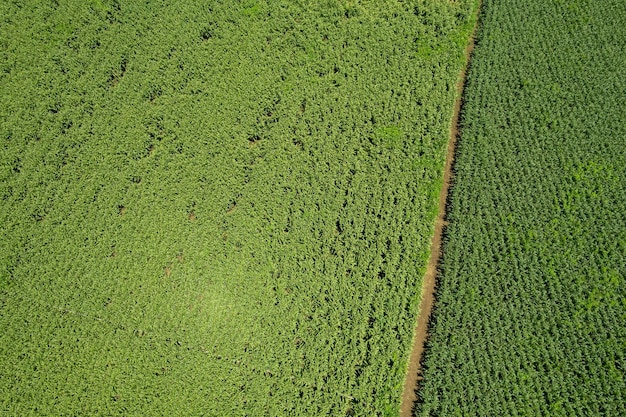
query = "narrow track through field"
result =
(399, 4, 482, 416)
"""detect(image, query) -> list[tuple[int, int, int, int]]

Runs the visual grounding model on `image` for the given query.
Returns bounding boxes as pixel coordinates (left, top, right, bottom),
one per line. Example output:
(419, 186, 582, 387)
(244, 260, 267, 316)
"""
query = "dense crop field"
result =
(0, 0, 478, 415)
(418, 0, 626, 415)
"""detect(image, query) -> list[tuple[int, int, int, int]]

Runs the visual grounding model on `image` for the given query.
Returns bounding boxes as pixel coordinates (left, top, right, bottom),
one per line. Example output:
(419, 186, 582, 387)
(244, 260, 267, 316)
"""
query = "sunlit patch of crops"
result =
(418, 0, 626, 415)
(0, 0, 478, 415)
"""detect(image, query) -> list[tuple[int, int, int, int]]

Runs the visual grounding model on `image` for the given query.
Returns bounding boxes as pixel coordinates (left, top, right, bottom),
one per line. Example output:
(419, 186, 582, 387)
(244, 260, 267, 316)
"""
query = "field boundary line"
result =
(399, 2, 483, 415)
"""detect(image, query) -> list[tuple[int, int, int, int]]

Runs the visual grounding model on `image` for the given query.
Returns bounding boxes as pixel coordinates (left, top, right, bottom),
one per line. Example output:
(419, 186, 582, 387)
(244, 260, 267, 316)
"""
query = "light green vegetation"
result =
(0, 0, 477, 415)
(419, 0, 626, 415)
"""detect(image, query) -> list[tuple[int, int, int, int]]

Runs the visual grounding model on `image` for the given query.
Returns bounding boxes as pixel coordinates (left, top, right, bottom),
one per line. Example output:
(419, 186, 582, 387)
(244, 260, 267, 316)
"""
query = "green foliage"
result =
(0, 0, 477, 415)
(418, 0, 626, 415)
(373, 125, 403, 150)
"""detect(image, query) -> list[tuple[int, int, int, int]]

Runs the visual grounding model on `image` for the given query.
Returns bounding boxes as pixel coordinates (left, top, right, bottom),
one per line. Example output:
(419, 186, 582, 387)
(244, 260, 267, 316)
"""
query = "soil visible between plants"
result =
(399, 5, 482, 416)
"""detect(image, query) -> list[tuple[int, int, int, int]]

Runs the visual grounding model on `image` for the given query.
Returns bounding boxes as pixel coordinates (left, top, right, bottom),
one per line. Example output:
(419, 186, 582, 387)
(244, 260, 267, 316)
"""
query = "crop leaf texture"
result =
(418, 0, 626, 415)
(0, 0, 478, 415)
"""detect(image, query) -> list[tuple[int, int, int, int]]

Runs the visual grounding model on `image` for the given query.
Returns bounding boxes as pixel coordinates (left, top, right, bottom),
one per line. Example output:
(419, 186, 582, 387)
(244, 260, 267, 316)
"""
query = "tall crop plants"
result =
(418, 0, 626, 415)
(0, 0, 478, 415)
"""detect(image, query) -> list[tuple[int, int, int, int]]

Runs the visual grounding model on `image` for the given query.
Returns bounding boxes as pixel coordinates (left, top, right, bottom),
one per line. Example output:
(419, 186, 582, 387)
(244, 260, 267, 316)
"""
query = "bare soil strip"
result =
(399, 7, 482, 417)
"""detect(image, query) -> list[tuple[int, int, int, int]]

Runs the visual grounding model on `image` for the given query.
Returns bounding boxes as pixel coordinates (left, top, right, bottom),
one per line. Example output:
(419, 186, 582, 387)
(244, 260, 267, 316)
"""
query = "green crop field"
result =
(0, 0, 479, 415)
(3, 0, 623, 415)
(418, 0, 626, 415)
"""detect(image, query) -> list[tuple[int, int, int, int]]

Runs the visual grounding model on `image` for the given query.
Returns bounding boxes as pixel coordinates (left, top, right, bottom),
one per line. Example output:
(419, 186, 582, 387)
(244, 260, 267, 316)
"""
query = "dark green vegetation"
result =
(418, 0, 626, 415)
(0, 0, 478, 415)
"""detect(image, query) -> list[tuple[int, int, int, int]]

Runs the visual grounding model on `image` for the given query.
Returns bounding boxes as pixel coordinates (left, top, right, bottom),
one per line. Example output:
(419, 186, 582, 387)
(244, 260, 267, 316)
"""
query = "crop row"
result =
(418, 0, 626, 415)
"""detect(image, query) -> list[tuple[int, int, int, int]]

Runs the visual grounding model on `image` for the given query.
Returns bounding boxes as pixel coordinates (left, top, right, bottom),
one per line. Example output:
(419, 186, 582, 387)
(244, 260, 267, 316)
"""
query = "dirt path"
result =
(399, 6, 482, 417)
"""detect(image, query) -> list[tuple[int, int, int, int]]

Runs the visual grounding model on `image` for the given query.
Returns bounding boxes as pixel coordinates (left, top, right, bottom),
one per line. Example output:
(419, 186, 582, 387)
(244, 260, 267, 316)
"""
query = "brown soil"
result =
(399, 6, 481, 416)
